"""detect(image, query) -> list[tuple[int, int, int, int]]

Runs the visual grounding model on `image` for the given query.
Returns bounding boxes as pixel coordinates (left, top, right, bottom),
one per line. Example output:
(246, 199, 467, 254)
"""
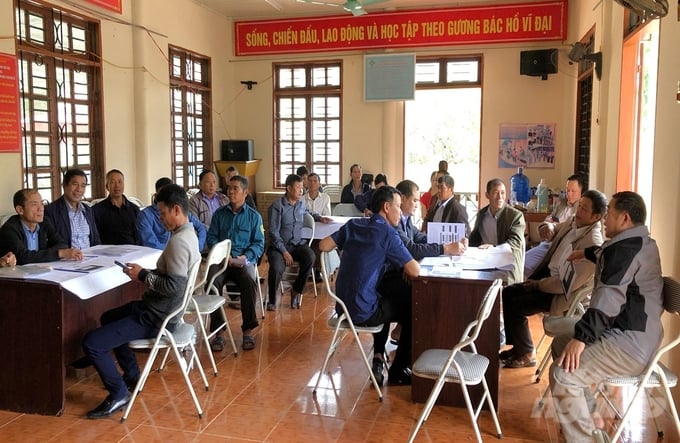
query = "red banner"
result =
(0, 53, 21, 154)
(235, 1, 567, 56)
(85, 0, 122, 14)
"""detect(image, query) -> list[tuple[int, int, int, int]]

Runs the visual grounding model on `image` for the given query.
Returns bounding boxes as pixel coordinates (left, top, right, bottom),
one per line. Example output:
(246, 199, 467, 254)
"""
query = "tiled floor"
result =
(0, 276, 677, 442)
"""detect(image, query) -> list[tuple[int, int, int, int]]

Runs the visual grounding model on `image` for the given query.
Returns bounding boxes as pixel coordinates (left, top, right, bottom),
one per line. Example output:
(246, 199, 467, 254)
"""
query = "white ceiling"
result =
(192, 0, 547, 20)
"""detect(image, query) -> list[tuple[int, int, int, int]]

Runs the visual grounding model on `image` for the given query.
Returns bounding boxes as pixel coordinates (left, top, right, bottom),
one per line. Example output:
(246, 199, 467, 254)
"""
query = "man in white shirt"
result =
(302, 173, 331, 216)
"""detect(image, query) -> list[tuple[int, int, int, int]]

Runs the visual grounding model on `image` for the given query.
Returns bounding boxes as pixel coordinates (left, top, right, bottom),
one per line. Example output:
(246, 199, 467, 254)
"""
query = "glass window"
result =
(273, 62, 342, 187)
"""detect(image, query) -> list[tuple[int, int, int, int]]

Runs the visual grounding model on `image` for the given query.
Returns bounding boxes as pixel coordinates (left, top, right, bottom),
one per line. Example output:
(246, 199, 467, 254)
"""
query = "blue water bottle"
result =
(510, 167, 530, 204)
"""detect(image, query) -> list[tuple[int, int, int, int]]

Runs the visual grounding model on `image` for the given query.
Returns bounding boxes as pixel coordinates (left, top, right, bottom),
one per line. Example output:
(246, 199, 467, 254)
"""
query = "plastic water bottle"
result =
(537, 178, 549, 213)
(510, 167, 530, 204)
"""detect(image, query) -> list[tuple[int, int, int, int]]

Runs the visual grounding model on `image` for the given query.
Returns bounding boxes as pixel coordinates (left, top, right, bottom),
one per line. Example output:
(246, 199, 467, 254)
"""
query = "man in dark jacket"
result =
(45, 168, 101, 249)
(0, 189, 82, 264)
(550, 191, 664, 441)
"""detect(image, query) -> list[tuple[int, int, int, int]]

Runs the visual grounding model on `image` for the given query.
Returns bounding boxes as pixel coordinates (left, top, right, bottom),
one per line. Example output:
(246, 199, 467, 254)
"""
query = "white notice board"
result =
(364, 53, 416, 101)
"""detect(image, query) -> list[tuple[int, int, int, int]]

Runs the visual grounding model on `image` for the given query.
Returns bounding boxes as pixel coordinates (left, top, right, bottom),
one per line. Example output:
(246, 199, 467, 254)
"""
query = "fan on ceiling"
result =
(297, 0, 389, 17)
(613, 0, 669, 18)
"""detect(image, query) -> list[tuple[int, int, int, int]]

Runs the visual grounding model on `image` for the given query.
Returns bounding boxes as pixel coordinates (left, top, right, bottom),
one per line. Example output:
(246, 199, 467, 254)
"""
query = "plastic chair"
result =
(280, 212, 317, 304)
(533, 282, 593, 383)
(312, 249, 384, 401)
(332, 203, 363, 217)
(323, 184, 342, 203)
(594, 276, 680, 442)
(408, 279, 504, 443)
(186, 239, 238, 376)
(121, 259, 208, 422)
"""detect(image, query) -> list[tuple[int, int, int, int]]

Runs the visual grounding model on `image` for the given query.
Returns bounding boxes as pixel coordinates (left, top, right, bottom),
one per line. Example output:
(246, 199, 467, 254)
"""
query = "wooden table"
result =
(411, 270, 506, 408)
(0, 279, 144, 415)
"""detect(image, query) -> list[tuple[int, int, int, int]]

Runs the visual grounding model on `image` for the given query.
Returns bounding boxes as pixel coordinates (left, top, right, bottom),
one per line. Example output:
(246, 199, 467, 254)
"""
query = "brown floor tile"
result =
(2, 280, 677, 443)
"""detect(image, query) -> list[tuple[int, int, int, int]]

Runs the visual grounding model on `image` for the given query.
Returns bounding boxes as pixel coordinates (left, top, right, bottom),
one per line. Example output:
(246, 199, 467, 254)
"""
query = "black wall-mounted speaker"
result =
(520, 49, 558, 80)
(221, 139, 254, 161)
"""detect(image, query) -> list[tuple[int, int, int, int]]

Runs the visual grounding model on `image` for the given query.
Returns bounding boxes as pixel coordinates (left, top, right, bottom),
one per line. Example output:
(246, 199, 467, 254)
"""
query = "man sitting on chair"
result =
(266, 174, 330, 310)
(206, 175, 264, 352)
(421, 174, 471, 235)
(500, 189, 606, 369)
(550, 191, 664, 441)
(81, 184, 200, 419)
(319, 186, 420, 386)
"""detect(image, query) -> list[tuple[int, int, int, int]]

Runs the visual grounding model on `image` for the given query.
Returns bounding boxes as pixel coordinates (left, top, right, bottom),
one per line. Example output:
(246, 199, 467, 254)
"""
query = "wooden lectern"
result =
(214, 160, 261, 202)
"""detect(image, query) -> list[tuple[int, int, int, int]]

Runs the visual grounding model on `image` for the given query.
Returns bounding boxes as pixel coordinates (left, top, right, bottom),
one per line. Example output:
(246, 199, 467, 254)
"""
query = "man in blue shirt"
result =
(137, 177, 207, 251)
(206, 175, 265, 351)
(320, 186, 420, 386)
(44, 168, 101, 249)
(266, 174, 330, 310)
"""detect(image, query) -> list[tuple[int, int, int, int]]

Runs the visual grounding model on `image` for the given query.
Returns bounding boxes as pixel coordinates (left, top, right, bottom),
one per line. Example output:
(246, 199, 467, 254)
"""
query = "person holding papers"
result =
(0, 189, 83, 264)
(469, 178, 526, 285)
(421, 174, 470, 235)
(395, 180, 467, 259)
(205, 175, 264, 351)
(500, 190, 606, 368)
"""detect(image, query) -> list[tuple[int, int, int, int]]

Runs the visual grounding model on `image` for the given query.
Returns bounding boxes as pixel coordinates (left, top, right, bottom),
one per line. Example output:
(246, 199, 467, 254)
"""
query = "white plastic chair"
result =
(594, 276, 680, 442)
(312, 250, 384, 401)
(408, 279, 504, 443)
(186, 239, 238, 376)
(332, 203, 363, 217)
(323, 184, 342, 203)
(121, 259, 208, 422)
(280, 212, 317, 304)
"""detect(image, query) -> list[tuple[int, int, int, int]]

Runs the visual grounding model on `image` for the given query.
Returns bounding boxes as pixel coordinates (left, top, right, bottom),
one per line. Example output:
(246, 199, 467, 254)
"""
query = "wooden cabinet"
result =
(214, 160, 261, 203)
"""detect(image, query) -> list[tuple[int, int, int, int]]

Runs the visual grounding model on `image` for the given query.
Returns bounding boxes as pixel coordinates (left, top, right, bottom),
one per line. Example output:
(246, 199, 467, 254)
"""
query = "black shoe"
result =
(387, 367, 412, 386)
(86, 393, 131, 419)
(291, 292, 301, 309)
(70, 356, 93, 369)
(313, 270, 323, 282)
(499, 348, 515, 363)
(371, 358, 385, 386)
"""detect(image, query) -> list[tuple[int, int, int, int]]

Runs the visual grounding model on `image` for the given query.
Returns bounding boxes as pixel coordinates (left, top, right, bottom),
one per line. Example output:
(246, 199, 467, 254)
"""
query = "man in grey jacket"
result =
(81, 184, 200, 419)
(550, 191, 664, 442)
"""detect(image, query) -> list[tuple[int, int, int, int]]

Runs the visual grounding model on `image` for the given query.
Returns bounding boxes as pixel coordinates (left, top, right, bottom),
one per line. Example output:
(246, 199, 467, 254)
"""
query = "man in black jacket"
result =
(0, 189, 82, 264)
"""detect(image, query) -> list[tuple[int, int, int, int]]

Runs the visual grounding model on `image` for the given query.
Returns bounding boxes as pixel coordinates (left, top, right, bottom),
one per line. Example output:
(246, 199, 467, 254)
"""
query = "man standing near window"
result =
(45, 169, 101, 249)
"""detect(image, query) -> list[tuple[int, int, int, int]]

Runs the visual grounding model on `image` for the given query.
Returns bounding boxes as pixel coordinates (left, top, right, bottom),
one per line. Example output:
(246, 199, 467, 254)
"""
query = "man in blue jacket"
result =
(206, 175, 264, 351)
(137, 177, 206, 251)
(44, 169, 101, 249)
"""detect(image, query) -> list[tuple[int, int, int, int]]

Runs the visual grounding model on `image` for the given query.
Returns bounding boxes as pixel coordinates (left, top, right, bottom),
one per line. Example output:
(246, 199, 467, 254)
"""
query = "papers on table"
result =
(0, 245, 162, 300)
(420, 243, 515, 276)
(426, 222, 466, 244)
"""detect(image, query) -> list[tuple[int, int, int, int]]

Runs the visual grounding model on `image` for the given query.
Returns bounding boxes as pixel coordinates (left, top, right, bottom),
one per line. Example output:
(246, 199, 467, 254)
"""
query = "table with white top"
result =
(301, 216, 358, 240)
(0, 245, 162, 415)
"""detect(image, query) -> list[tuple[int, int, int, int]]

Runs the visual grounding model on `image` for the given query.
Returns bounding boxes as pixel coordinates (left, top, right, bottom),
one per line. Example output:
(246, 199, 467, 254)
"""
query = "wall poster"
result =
(498, 123, 555, 168)
(0, 53, 21, 153)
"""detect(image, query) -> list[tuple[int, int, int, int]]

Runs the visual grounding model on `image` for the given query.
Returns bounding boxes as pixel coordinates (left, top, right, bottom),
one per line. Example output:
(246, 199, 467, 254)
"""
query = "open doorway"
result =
(404, 84, 481, 226)
(616, 18, 659, 221)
